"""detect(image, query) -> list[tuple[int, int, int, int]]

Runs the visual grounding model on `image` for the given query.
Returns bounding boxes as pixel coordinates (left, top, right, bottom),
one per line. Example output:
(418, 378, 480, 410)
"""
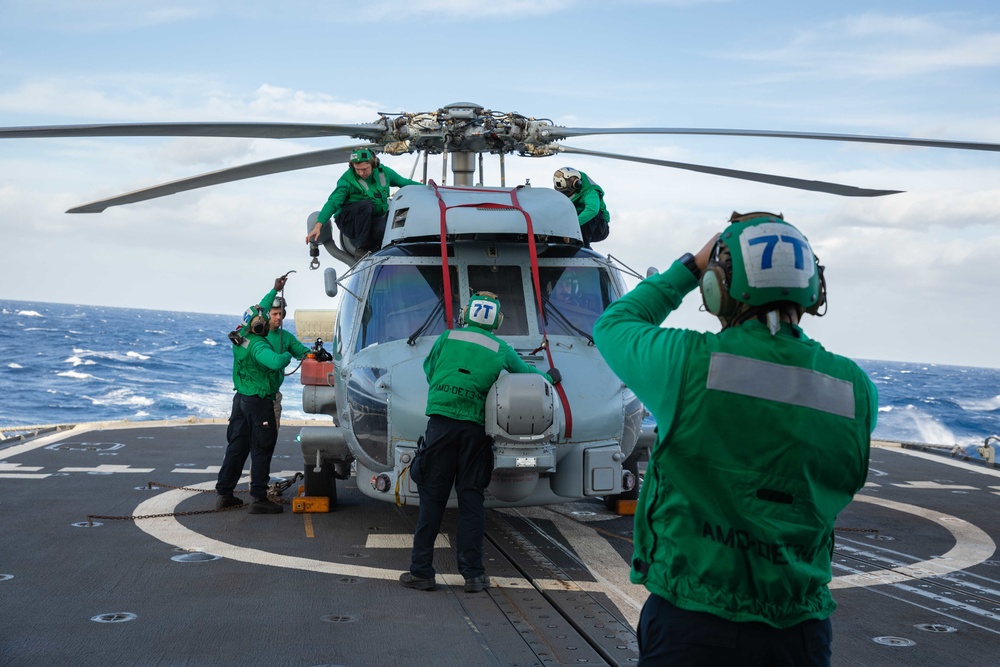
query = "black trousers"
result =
(335, 199, 387, 252)
(408, 415, 493, 580)
(216, 393, 278, 500)
(637, 593, 832, 667)
(580, 212, 608, 248)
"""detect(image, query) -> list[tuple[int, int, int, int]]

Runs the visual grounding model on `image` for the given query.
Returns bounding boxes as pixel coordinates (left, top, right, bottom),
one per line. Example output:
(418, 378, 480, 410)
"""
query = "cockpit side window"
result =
(536, 267, 616, 336)
(467, 265, 529, 336)
(335, 270, 365, 358)
(357, 264, 459, 350)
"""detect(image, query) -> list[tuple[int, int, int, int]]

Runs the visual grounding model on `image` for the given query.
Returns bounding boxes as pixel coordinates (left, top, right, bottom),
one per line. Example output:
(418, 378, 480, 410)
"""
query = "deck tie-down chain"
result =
(84, 473, 303, 526)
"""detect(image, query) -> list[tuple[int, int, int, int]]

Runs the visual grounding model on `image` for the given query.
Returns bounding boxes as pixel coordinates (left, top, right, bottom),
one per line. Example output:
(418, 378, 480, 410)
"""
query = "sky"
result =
(1, 0, 1000, 368)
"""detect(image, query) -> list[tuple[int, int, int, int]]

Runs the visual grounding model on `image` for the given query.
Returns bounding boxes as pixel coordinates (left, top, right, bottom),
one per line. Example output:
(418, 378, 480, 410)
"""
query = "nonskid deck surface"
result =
(0, 423, 997, 666)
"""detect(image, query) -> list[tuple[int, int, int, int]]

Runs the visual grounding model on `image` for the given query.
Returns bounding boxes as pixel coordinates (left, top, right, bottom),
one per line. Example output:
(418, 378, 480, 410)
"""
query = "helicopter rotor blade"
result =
(67, 144, 378, 213)
(0, 122, 386, 141)
(556, 145, 903, 197)
(546, 126, 1000, 153)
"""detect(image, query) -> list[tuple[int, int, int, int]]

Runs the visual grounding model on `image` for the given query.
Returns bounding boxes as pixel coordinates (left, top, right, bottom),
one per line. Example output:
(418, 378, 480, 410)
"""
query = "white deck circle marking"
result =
(135, 481, 585, 591)
(134, 484, 995, 596)
(830, 494, 996, 589)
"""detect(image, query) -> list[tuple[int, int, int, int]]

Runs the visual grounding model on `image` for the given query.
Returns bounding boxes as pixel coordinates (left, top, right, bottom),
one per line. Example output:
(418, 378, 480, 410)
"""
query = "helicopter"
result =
(4, 101, 1000, 509)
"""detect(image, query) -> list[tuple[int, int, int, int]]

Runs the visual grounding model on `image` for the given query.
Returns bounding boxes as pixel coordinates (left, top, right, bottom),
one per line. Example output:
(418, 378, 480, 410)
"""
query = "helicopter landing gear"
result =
(303, 459, 347, 508)
(604, 452, 642, 514)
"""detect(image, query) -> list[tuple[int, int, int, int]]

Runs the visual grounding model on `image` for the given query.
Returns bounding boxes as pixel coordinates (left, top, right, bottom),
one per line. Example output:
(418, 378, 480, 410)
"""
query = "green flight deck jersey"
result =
(317, 163, 421, 224)
(232, 333, 292, 400)
(257, 288, 311, 388)
(567, 171, 609, 226)
(423, 324, 554, 426)
(593, 261, 878, 628)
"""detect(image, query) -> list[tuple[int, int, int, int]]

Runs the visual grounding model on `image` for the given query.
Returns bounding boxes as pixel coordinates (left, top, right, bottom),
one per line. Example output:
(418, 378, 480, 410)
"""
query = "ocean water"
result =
(2, 299, 998, 456)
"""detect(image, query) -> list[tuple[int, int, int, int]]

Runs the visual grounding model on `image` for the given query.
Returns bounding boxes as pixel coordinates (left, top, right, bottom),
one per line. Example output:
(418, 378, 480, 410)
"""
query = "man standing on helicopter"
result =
(306, 148, 422, 258)
(593, 212, 877, 666)
(400, 291, 561, 594)
(553, 167, 610, 248)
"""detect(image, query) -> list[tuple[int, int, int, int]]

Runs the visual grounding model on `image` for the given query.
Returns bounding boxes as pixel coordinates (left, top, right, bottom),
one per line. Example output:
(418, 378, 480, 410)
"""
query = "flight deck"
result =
(2, 421, 999, 666)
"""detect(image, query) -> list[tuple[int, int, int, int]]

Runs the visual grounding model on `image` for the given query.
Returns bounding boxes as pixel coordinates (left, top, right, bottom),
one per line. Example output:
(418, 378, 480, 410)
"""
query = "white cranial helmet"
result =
(553, 167, 582, 194)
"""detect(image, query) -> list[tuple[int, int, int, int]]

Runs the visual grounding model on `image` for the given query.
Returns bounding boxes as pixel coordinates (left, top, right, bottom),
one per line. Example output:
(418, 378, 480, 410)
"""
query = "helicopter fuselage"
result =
(298, 183, 652, 508)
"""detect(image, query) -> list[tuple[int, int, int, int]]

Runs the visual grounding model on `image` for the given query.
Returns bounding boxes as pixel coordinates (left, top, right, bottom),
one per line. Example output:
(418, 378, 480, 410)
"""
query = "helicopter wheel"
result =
(303, 459, 339, 508)
(604, 453, 641, 511)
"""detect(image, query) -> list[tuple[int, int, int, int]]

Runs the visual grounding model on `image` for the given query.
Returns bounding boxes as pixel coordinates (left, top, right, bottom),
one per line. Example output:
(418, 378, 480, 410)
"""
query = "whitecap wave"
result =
(17, 310, 43, 317)
(65, 355, 97, 366)
(162, 390, 231, 419)
(878, 405, 893, 413)
(57, 370, 99, 381)
(8, 362, 23, 369)
(901, 405, 957, 446)
(954, 395, 1000, 412)
(202, 339, 218, 346)
(85, 388, 154, 408)
(70, 347, 149, 363)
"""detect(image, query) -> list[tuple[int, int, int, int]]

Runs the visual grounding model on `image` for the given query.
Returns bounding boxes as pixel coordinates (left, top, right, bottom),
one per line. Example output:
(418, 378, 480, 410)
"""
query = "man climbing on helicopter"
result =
(553, 167, 610, 248)
(306, 148, 422, 258)
(593, 212, 877, 666)
(400, 291, 561, 594)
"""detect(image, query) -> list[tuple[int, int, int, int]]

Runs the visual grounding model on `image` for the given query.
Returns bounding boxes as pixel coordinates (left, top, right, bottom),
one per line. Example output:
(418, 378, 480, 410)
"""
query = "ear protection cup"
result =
(243, 304, 269, 336)
(700, 264, 738, 318)
(249, 313, 269, 336)
(804, 262, 827, 315)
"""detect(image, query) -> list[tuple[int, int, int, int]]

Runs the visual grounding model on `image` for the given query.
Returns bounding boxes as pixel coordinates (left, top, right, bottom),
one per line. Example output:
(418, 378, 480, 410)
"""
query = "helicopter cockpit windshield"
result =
(359, 263, 459, 349)
(467, 265, 529, 335)
(539, 266, 617, 337)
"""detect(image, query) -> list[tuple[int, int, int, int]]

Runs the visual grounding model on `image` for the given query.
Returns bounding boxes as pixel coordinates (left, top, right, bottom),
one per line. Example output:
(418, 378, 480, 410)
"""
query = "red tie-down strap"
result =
(509, 187, 573, 438)
(428, 182, 574, 438)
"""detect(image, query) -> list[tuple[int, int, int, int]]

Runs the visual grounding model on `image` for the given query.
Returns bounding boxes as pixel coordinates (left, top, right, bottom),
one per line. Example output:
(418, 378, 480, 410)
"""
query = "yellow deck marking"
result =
(303, 512, 314, 538)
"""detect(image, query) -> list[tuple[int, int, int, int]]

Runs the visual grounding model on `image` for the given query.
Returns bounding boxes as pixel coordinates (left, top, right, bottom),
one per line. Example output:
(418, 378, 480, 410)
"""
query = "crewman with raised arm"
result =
(593, 212, 878, 666)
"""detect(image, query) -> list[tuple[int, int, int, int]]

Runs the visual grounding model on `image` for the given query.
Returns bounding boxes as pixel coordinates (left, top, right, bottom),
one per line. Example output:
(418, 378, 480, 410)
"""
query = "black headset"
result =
(247, 305, 270, 336)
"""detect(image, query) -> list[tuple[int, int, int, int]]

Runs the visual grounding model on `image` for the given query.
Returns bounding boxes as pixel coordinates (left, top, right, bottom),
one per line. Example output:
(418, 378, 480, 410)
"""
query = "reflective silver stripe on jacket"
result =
(707, 353, 855, 418)
(356, 172, 387, 192)
(449, 329, 500, 352)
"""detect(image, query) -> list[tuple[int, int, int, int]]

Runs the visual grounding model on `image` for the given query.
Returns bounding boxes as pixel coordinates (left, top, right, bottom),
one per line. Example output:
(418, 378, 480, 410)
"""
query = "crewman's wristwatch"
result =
(678, 252, 701, 280)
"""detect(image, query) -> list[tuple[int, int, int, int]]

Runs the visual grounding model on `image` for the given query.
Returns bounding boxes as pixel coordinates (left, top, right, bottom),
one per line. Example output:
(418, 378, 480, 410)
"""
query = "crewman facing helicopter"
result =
(400, 291, 561, 593)
(553, 167, 611, 248)
(306, 148, 422, 259)
(593, 212, 878, 666)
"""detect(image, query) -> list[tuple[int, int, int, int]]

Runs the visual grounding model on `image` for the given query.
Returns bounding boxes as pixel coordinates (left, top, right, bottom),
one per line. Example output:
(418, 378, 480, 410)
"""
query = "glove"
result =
(547, 368, 562, 384)
(273, 276, 287, 292)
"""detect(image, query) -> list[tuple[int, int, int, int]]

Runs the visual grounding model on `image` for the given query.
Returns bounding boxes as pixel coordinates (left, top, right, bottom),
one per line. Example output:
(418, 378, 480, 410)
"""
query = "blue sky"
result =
(1, 0, 999, 368)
